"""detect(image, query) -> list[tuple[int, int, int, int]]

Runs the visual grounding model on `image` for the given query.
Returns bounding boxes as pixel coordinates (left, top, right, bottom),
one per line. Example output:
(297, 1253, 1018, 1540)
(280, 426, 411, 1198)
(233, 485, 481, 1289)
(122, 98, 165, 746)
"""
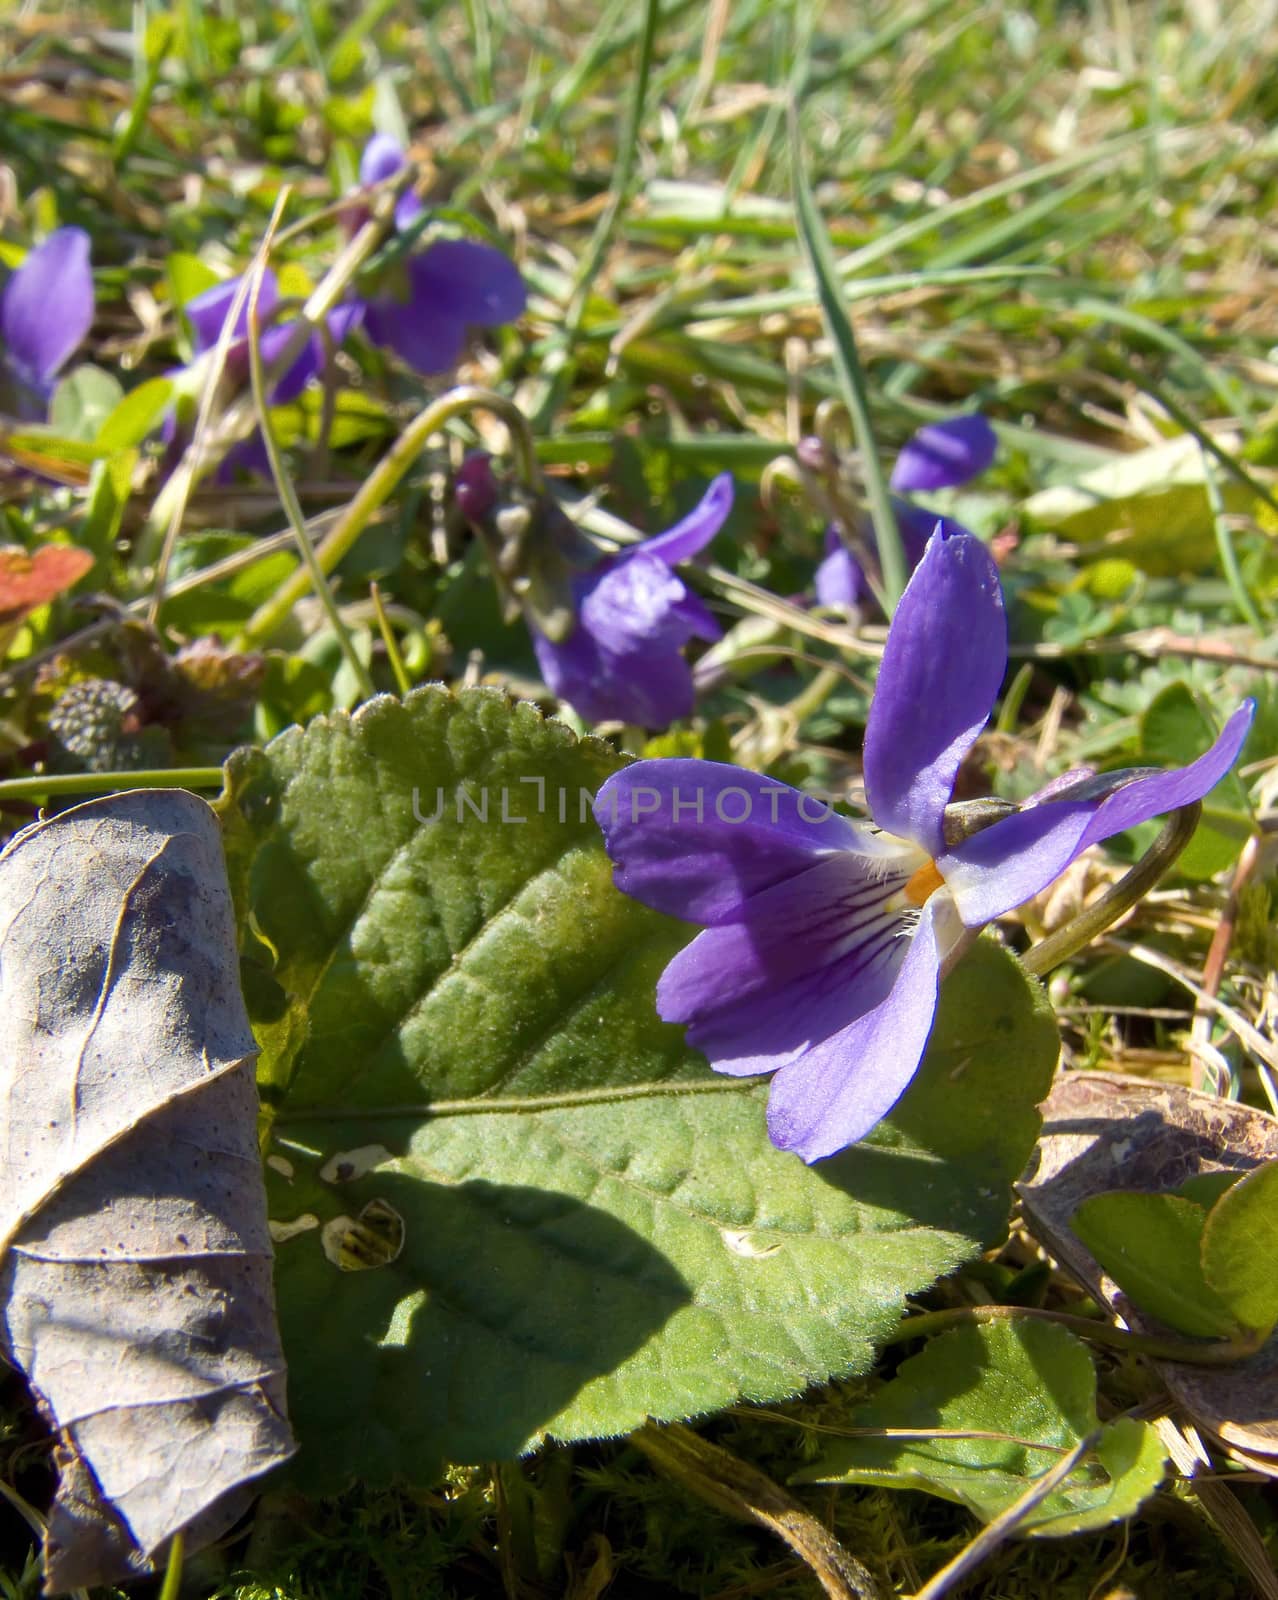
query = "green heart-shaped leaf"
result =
(219, 688, 1059, 1489)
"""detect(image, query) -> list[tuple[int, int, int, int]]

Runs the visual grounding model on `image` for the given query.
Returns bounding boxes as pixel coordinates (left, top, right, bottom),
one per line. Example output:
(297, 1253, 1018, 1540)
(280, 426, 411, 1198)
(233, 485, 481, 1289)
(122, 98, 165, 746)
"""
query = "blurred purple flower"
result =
(816, 414, 997, 608)
(889, 414, 997, 493)
(359, 132, 425, 231)
(0, 228, 94, 417)
(183, 268, 346, 403)
(166, 268, 354, 481)
(596, 528, 1253, 1162)
(531, 474, 732, 727)
(344, 134, 526, 375)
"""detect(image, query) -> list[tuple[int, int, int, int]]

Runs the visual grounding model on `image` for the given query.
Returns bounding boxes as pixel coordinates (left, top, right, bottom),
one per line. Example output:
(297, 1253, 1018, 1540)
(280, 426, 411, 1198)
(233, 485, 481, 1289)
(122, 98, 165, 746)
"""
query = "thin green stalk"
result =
(112, 16, 174, 166)
(1022, 801, 1202, 977)
(885, 1302, 1266, 1368)
(0, 768, 224, 803)
(911, 1429, 1103, 1600)
(143, 167, 416, 595)
(789, 103, 905, 610)
(370, 581, 412, 697)
(461, 0, 494, 105)
(1201, 444, 1264, 630)
(527, 0, 661, 430)
(237, 385, 540, 647)
(247, 194, 376, 701)
(157, 1532, 185, 1600)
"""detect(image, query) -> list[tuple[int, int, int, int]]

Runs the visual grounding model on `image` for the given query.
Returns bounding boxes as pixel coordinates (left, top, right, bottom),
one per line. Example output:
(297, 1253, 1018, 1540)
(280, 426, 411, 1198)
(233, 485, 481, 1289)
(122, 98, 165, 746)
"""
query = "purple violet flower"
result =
(596, 527, 1253, 1163)
(345, 134, 526, 375)
(167, 267, 353, 481)
(889, 414, 997, 494)
(816, 414, 997, 608)
(530, 474, 734, 727)
(0, 227, 94, 418)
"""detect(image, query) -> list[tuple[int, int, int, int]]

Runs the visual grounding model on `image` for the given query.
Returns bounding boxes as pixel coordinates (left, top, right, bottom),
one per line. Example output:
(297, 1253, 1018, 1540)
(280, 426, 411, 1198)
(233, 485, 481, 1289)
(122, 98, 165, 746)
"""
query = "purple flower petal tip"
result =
(814, 532, 864, 607)
(359, 238, 525, 374)
(359, 132, 408, 187)
(890, 414, 998, 493)
(1, 226, 95, 391)
(863, 530, 1006, 855)
(941, 698, 1256, 927)
(640, 473, 734, 565)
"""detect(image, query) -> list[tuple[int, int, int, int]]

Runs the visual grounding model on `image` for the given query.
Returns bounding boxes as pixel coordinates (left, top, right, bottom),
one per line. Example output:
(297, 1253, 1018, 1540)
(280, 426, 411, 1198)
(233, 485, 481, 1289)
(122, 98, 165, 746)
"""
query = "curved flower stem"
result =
(236, 385, 541, 648)
(910, 1428, 1102, 1600)
(1021, 800, 1202, 978)
(885, 1302, 1267, 1368)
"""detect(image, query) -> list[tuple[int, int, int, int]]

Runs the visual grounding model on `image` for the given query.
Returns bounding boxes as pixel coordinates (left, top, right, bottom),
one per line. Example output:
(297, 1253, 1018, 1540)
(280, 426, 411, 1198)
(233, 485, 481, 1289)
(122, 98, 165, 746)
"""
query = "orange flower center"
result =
(904, 859, 945, 907)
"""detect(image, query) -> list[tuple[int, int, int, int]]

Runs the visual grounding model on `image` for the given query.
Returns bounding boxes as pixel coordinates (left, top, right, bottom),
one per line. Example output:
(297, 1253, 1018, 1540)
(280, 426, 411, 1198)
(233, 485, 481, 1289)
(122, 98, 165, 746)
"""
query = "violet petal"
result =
(360, 295, 465, 374)
(638, 473, 734, 564)
(359, 133, 407, 186)
(890, 415, 998, 493)
(594, 760, 871, 925)
(815, 533, 864, 607)
(532, 616, 695, 728)
(941, 700, 1255, 926)
(1, 227, 95, 389)
(185, 271, 279, 354)
(656, 853, 914, 1074)
(407, 238, 526, 328)
(863, 530, 1006, 856)
(764, 896, 953, 1162)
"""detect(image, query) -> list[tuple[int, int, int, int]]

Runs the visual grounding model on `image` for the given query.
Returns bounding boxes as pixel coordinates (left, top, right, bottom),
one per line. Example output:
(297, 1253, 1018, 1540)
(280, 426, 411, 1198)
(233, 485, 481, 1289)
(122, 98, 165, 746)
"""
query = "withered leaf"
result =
(0, 544, 93, 626)
(0, 790, 295, 1593)
(1018, 1071, 1278, 1475)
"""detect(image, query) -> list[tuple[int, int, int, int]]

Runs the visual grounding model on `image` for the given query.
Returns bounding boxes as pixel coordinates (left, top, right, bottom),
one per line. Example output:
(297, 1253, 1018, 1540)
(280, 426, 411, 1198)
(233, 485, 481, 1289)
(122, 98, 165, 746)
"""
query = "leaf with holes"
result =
(218, 687, 1060, 1490)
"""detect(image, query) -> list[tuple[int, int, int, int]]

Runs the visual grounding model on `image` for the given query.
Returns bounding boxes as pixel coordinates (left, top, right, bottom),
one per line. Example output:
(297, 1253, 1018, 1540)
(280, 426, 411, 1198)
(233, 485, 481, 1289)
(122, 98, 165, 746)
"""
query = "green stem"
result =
(632, 1422, 887, 1600)
(247, 212, 376, 702)
(886, 1302, 1266, 1368)
(157, 1531, 185, 1600)
(0, 768, 225, 803)
(789, 102, 905, 610)
(1201, 444, 1263, 630)
(527, 0, 661, 431)
(1021, 800, 1202, 977)
(236, 385, 540, 647)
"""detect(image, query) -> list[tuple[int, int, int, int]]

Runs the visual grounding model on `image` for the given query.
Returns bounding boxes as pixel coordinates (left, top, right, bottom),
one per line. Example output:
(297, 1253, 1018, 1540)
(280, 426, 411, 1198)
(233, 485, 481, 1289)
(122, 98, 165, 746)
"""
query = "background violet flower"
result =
(0, 228, 94, 418)
(816, 414, 996, 608)
(533, 474, 733, 727)
(346, 134, 526, 375)
(597, 528, 1253, 1163)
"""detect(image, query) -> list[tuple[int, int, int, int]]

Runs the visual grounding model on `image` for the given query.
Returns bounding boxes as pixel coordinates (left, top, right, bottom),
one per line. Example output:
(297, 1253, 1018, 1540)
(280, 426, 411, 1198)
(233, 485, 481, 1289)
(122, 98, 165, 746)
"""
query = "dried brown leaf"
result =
(0, 544, 93, 626)
(0, 790, 294, 1593)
